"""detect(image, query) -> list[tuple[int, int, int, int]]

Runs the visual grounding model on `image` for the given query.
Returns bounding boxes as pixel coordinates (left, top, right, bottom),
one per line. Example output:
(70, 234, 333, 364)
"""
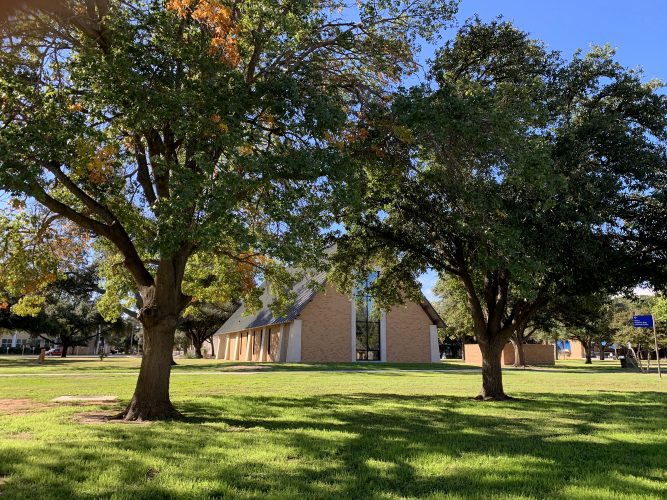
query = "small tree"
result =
(552, 294, 614, 364)
(178, 302, 237, 358)
(433, 275, 473, 359)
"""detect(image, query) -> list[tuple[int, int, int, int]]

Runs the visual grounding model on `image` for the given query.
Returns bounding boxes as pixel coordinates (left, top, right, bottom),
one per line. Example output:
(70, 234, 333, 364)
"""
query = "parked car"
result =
(45, 348, 62, 357)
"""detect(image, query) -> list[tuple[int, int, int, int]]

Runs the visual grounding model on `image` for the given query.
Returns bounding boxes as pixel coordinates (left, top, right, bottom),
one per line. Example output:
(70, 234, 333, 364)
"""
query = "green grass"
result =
(0, 357, 665, 499)
(0, 355, 476, 373)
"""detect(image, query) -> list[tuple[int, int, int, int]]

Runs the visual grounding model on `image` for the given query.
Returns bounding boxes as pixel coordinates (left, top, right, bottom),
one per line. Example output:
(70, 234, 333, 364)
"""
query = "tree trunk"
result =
(598, 339, 605, 360)
(477, 341, 507, 400)
(119, 264, 190, 421)
(209, 337, 215, 358)
(60, 340, 69, 358)
(193, 340, 203, 359)
(510, 333, 526, 367)
(120, 318, 182, 421)
(584, 340, 592, 364)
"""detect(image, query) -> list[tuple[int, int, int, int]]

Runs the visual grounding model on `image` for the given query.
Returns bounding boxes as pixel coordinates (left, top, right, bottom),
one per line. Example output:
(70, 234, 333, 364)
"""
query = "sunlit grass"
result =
(0, 358, 665, 499)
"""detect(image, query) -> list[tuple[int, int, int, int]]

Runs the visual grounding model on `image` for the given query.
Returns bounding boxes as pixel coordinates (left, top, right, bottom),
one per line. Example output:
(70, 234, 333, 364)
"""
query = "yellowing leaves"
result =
(73, 140, 118, 185)
(167, 0, 240, 66)
(238, 143, 253, 156)
(12, 294, 45, 317)
(210, 114, 229, 132)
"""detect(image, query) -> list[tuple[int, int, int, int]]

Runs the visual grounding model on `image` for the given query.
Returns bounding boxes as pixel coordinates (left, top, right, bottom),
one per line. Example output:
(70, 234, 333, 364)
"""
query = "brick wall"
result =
(386, 302, 432, 363)
(465, 343, 555, 365)
(522, 344, 555, 365)
(299, 283, 353, 362)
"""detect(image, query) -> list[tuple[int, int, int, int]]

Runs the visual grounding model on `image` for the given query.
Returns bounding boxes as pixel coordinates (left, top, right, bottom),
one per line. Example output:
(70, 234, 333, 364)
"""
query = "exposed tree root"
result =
(474, 393, 516, 401)
(112, 400, 184, 422)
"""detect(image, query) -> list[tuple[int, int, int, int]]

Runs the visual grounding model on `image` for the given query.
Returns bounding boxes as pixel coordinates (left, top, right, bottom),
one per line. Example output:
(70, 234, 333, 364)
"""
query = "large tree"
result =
(332, 20, 667, 399)
(0, 0, 457, 419)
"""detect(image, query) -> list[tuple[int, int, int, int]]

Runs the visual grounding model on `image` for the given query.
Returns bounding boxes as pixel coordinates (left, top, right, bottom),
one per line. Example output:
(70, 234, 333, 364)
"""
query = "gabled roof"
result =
(420, 298, 447, 329)
(216, 271, 327, 335)
(216, 271, 446, 335)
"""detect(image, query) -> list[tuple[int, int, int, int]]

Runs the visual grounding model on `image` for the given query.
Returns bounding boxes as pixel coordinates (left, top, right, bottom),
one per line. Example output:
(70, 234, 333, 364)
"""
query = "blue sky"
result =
(417, 0, 667, 301)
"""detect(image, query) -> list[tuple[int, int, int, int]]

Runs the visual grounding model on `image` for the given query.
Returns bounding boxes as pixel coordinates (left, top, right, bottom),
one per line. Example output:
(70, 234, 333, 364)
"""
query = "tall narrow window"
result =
(355, 272, 381, 361)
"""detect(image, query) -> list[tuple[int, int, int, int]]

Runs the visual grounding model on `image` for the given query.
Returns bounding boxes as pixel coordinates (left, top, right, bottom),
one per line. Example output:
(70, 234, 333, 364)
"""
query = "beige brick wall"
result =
(267, 327, 280, 361)
(521, 344, 555, 365)
(465, 343, 554, 365)
(299, 283, 353, 362)
(280, 323, 290, 362)
(229, 332, 240, 360)
(570, 340, 586, 359)
(239, 331, 248, 359)
(214, 335, 223, 360)
(386, 302, 432, 363)
(464, 343, 513, 365)
(251, 329, 262, 361)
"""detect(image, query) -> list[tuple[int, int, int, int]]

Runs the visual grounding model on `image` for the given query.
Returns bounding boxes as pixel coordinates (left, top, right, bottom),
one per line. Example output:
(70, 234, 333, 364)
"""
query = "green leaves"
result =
(0, 1, 459, 321)
(334, 19, 667, 344)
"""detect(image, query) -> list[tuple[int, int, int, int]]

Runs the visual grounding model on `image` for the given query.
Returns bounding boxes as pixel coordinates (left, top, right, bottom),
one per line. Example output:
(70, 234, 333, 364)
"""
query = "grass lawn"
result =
(0, 357, 665, 499)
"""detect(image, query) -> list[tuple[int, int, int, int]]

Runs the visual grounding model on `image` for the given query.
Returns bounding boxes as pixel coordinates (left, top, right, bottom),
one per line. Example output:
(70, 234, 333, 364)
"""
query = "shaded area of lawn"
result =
(0, 355, 478, 374)
(0, 371, 665, 498)
(0, 355, 640, 375)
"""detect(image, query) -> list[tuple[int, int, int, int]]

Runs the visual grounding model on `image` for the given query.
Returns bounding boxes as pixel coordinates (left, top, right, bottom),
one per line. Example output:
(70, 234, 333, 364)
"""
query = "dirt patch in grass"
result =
(74, 410, 151, 425)
(7, 431, 32, 440)
(0, 398, 50, 415)
(52, 395, 118, 404)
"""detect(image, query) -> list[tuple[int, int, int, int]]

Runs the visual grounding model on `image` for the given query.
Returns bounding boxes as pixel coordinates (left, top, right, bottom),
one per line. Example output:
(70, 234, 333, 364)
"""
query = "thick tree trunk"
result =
(60, 340, 69, 358)
(119, 260, 191, 421)
(120, 319, 182, 421)
(209, 337, 215, 358)
(477, 341, 507, 400)
(598, 339, 605, 360)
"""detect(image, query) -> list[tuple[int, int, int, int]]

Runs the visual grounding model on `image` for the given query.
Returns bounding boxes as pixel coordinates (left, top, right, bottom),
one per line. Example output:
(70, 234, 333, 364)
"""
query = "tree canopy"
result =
(0, 0, 458, 419)
(332, 19, 667, 399)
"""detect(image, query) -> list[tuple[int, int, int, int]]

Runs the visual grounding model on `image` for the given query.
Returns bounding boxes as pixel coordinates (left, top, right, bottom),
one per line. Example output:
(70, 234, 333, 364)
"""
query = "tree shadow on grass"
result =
(0, 391, 665, 498)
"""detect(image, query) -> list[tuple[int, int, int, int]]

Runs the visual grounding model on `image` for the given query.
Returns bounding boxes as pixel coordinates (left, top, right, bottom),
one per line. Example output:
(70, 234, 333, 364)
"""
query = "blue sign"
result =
(632, 315, 653, 328)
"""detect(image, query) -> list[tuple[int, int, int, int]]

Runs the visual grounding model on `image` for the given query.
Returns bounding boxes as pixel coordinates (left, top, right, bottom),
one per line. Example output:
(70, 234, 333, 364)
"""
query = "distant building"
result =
(0, 330, 99, 355)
